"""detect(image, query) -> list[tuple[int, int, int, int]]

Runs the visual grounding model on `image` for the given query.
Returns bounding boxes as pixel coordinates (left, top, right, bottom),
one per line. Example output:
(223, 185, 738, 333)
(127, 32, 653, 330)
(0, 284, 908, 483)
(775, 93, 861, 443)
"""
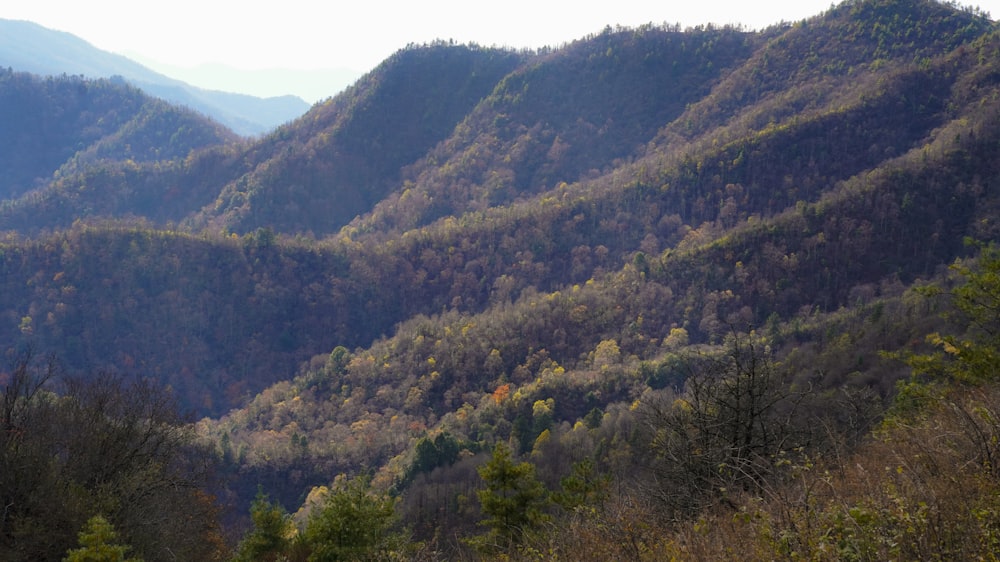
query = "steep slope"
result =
(186, 43, 526, 236)
(351, 25, 765, 235)
(1, 44, 525, 237)
(315, 6, 997, 325)
(0, 69, 235, 201)
(651, 0, 992, 147)
(0, 18, 310, 135)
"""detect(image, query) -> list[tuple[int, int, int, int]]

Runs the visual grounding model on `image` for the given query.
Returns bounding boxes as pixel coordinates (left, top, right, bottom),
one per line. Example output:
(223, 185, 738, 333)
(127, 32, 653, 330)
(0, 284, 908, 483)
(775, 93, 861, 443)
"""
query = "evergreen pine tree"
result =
(231, 491, 295, 562)
(303, 475, 399, 562)
(63, 515, 142, 562)
(476, 442, 550, 546)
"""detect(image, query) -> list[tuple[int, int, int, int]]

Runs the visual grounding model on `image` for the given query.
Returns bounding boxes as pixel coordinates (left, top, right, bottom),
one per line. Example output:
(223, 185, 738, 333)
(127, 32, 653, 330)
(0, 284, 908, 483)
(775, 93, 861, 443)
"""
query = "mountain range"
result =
(3, 0, 1000, 558)
(0, 19, 311, 135)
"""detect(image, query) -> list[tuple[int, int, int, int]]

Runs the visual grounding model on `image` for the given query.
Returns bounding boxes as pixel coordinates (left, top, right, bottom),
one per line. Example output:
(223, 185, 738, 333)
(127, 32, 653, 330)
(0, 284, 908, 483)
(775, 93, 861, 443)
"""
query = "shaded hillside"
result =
(651, 0, 993, 147)
(349, 26, 764, 235)
(316, 13, 1000, 327)
(0, 18, 311, 135)
(0, 45, 526, 237)
(0, 69, 235, 201)
(0, 147, 249, 235)
(187, 44, 526, 236)
(0, 227, 369, 415)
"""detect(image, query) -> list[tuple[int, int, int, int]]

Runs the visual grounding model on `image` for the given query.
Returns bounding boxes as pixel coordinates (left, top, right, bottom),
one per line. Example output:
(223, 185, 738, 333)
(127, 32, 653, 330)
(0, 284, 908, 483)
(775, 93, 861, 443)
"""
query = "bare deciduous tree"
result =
(640, 329, 811, 517)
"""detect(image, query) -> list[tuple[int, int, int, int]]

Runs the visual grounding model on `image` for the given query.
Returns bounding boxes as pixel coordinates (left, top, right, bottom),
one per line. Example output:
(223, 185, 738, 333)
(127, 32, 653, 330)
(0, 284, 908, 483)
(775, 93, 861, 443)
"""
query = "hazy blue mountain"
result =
(0, 19, 310, 135)
(0, 68, 237, 202)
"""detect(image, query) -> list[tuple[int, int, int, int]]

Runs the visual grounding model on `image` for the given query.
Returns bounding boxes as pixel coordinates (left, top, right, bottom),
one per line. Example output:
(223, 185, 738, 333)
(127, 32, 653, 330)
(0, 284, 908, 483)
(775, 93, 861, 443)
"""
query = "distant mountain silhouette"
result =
(0, 19, 311, 135)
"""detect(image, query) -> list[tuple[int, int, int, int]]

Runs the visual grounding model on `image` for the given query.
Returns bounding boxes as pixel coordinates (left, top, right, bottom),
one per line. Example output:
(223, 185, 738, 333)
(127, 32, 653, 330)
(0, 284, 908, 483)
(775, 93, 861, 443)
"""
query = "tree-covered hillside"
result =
(0, 69, 235, 201)
(3, 1, 1000, 559)
(188, 43, 527, 236)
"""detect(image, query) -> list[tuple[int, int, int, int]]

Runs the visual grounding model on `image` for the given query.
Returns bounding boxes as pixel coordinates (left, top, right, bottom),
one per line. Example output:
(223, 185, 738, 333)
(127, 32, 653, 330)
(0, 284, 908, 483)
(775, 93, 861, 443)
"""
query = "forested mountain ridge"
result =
(347, 26, 765, 235)
(0, 69, 236, 202)
(4, 1, 1000, 559)
(186, 44, 527, 235)
(0, 0, 991, 414)
(0, 45, 526, 237)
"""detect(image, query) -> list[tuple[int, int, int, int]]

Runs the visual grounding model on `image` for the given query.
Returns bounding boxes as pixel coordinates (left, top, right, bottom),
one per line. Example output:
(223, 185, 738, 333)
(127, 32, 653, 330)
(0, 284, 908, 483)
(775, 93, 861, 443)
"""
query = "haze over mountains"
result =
(128, 57, 363, 104)
(4, 1, 1000, 559)
(0, 19, 312, 135)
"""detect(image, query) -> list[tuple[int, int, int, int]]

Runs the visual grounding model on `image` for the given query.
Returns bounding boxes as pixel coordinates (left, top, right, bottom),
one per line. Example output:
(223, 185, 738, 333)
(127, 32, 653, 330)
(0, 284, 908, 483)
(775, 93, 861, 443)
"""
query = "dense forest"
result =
(4, 0, 1000, 559)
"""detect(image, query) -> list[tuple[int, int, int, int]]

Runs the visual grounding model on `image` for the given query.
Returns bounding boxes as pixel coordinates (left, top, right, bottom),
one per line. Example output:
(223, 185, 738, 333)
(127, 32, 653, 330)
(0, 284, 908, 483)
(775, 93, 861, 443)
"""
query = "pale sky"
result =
(3, 0, 998, 101)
